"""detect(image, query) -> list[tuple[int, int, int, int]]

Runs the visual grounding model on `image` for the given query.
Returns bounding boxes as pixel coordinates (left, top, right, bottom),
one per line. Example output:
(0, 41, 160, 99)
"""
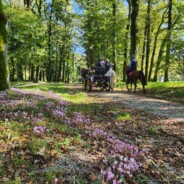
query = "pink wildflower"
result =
(54, 178, 59, 183)
(107, 170, 114, 181)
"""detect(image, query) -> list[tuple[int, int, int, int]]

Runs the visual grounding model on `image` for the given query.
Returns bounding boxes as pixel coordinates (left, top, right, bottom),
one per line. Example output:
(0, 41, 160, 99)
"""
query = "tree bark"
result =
(164, 0, 172, 82)
(0, 1, 10, 90)
(123, 0, 130, 82)
(46, 4, 53, 81)
(148, 10, 166, 81)
(57, 45, 64, 81)
(17, 62, 23, 81)
(153, 37, 167, 81)
(130, 0, 139, 57)
(145, 0, 151, 81)
(112, 0, 117, 71)
(141, 24, 147, 71)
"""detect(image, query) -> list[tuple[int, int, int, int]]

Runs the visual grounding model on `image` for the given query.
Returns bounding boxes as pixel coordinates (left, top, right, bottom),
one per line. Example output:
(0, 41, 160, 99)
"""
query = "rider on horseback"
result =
(127, 56, 138, 76)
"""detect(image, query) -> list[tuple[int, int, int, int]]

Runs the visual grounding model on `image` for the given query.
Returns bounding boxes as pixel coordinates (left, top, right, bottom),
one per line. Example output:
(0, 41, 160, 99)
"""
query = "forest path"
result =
(68, 84, 184, 121)
(88, 90, 184, 121)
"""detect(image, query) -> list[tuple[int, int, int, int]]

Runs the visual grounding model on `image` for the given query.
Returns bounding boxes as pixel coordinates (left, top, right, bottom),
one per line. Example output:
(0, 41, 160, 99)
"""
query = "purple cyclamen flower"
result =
(33, 126, 46, 134)
(107, 170, 114, 181)
(113, 179, 117, 184)
(54, 178, 59, 183)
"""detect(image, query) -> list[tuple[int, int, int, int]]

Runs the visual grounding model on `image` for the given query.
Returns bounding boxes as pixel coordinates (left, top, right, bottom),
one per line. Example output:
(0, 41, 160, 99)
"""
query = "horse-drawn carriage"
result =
(81, 67, 116, 92)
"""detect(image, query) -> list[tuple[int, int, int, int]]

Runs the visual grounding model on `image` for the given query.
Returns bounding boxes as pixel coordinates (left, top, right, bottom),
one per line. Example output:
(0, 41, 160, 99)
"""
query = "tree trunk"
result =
(0, 1, 10, 90)
(164, 0, 172, 82)
(10, 58, 15, 81)
(35, 65, 39, 82)
(24, 0, 31, 9)
(46, 4, 53, 82)
(31, 64, 34, 81)
(141, 24, 147, 71)
(153, 37, 167, 81)
(130, 0, 139, 57)
(112, 1, 117, 71)
(57, 45, 64, 81)
(145, 0, 151, 81)
(148, 10, 166, 81)
(17, 62, 23, 81)
(86, 1, 93, 68)
(123, 0, 130, 82)
(62, 58, 65, 82)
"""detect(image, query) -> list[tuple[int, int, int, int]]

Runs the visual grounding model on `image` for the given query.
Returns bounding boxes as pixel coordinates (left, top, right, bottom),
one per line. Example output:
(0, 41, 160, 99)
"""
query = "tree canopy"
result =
(0, 0, 184, 90)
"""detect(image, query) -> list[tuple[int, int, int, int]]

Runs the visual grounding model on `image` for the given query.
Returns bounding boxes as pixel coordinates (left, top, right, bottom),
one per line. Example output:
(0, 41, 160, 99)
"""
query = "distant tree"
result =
(0, 1, 10, 90)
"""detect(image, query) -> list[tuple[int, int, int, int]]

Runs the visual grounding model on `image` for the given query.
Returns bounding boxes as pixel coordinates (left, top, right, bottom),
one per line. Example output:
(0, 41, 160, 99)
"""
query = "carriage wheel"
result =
(86, 79, 92, 92)
(106, 86, 111, 92)
(105, 82, 111, 92)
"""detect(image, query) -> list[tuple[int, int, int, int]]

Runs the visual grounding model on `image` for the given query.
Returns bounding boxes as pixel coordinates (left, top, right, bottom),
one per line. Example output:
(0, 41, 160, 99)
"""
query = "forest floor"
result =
(64, 84, 184, 184)
(0, 83, 184, 184)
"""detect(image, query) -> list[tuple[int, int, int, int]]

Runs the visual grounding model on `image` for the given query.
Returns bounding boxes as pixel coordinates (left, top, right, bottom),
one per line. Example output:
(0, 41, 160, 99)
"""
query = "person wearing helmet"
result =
(127, 56, 138, 75)
(104, 59, 112, 73)
(95, 57, 105, 68)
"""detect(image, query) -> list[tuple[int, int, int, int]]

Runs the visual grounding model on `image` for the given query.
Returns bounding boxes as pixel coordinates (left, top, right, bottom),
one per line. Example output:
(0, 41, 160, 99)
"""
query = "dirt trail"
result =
(88, 91, 184, 121)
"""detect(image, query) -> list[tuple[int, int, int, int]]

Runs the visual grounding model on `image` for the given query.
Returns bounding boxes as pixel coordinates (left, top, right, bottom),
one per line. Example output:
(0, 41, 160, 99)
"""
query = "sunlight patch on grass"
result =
(60, 92, 88, 103)
(11, 82, 90, 103)
(147, 81, 184, 90)
(116, 112, 131, 121)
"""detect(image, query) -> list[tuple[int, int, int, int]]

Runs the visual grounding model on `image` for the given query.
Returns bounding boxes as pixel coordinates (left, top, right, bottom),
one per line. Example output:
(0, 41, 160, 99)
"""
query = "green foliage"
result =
(132, 173, 149, 183)
(28, 137, 47, 154)
(148, 126, 159, 135)
(116, 112, 131, 121)
(11, 82, 89, 103)
(146, 82, 184, 101)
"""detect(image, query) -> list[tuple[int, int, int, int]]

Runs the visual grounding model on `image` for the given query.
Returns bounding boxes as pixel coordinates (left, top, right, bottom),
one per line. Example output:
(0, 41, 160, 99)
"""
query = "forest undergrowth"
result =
(0, 83, 184, 184)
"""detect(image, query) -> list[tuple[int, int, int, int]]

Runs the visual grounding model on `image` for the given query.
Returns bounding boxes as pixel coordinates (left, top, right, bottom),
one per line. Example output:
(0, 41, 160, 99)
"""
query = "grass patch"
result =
(148, 126, 160, 135)
(144, 82, 184, 102)
(11, 82, 90, 103)
(116, 112, 131, 121)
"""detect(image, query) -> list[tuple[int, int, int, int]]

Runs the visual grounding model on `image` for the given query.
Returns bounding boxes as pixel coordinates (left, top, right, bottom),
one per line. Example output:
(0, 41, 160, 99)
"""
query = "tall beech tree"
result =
(0, 1, 10, 90)
(112, 0, 117, 71)
(123, 0, 131, 81)
(164, 0, 172, 82)
(145, 0, 151, 81)
(130, 0, 139, 57)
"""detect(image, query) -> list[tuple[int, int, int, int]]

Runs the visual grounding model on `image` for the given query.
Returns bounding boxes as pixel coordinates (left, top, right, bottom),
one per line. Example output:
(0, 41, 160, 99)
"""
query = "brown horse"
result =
(125, 65, 147, 94)
(81, 68, 92, 90)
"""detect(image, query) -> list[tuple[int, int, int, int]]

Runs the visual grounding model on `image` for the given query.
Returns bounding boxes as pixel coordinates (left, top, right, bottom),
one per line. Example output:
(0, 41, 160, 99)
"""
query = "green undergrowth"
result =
(116, 81, 184, 102)
(0, 89, 92, 183)
(145, 82, 184, 102)
(11, 82, 89, 103)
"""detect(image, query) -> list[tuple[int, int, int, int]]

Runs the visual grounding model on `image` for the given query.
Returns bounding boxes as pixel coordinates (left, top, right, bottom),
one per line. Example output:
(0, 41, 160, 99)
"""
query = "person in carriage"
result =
(104, 59, 112, 72)
(94, 57, 105, 82)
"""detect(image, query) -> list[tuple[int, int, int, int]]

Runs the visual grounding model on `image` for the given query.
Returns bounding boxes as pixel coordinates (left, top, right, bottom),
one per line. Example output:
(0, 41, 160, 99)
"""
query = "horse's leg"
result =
(126, 82, 129, 92)
(84, 79, 87, 90)
(140, 79, 146, 94)
(133, 82, 137, 93)
(142, 83, 145, 94)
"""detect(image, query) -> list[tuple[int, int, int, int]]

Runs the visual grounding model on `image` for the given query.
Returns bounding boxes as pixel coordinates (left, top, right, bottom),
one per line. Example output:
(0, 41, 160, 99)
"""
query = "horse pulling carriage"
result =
(81, 67, 116, 92)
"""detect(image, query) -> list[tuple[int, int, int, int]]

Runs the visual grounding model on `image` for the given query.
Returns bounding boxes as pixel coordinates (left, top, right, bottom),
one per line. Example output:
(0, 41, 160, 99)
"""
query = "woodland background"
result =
(0, 0, 184, 91)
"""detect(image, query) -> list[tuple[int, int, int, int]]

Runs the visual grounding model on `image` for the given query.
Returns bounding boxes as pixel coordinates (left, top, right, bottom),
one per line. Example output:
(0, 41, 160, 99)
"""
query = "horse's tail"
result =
(110, 70, 116, 89)
(139, 70, 147, 85)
